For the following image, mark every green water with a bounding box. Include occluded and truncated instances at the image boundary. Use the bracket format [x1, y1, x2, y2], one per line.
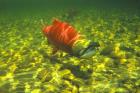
[0, 0, 140, 93]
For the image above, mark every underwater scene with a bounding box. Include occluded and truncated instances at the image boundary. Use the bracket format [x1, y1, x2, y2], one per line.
[0, 0, 140, 93]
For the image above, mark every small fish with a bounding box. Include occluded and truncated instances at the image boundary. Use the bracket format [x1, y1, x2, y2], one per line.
[42, 19, 100, 58]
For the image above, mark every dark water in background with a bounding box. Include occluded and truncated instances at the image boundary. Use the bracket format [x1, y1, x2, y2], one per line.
[0, 0, 140, 16]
